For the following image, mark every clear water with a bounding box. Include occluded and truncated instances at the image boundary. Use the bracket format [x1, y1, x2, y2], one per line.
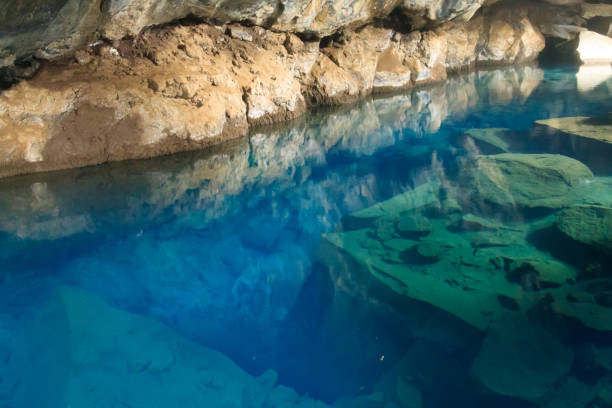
[0, 66, 611, 408]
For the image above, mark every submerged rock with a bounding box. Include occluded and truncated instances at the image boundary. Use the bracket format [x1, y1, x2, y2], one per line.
[504, 256, 577, 289]
[467, 153, 594, 209]
[551, 279, 612, 332]
[324, 194, 575, 330]
[6, 285, 328, 408]
[471, 319, 574, 401]
[556, 205, 612, 253]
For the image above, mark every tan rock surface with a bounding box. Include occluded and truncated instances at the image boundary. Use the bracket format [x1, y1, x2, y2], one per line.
[0, 7, 546, 179]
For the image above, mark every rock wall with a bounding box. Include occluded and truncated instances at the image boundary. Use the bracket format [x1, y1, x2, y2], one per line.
[0, 0, 492, 67]
[0, 3, 545, 178]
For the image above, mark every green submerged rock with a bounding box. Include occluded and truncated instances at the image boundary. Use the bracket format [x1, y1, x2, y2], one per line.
[469, 153, 594, 209]
[552, 280, 612, 332]
[324, 209, 572, 330]
[321, 149, 612, 405]
[556, 205, 612, 254]
[322, 154, 612, 335]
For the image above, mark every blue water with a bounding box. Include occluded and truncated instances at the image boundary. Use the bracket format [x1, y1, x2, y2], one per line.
[1, 66, 612, 407]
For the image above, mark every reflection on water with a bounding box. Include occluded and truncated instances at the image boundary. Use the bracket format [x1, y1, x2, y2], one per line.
[576, 64, 612, 93]
[0, 66, 611, 407]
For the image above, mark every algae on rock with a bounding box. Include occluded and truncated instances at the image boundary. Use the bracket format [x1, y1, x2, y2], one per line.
[464, 153, 594, 209]
[556, 205, 612, 254]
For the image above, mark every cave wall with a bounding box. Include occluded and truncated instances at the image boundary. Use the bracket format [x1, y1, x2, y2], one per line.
[0, 0, 610, 178]
[0, 0, 490, 67]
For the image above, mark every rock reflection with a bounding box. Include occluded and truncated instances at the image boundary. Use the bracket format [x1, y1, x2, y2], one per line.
[0, 66, 544, 242]
[577, 64, 612, 93]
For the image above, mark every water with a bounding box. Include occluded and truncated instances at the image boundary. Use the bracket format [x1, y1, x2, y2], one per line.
[0, 66, 611, 407]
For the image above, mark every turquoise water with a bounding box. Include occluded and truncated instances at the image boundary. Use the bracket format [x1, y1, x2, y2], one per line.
[0, 66, 611, 407]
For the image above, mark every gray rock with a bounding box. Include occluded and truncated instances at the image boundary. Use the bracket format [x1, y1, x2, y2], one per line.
[227, 25, 253, 42]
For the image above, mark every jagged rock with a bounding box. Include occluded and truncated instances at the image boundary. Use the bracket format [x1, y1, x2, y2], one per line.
[0, 0, 500, 69]
[478, 14, 545, 64]
[0, 24, 305, 178]
[556, 205, 612, 253]
[0, 0, 396, 64]
[466, 153, 594, 209]
[374, 45, 413, 90]
[0, 3, 548, 178]
[284, 34, 305, 55]
[0, 0, 556, 70]
[471, 319, 574, 401]
[398, 0, 486, 23]
[440, 18, 483, 71]
[306, 27, 390, 104]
